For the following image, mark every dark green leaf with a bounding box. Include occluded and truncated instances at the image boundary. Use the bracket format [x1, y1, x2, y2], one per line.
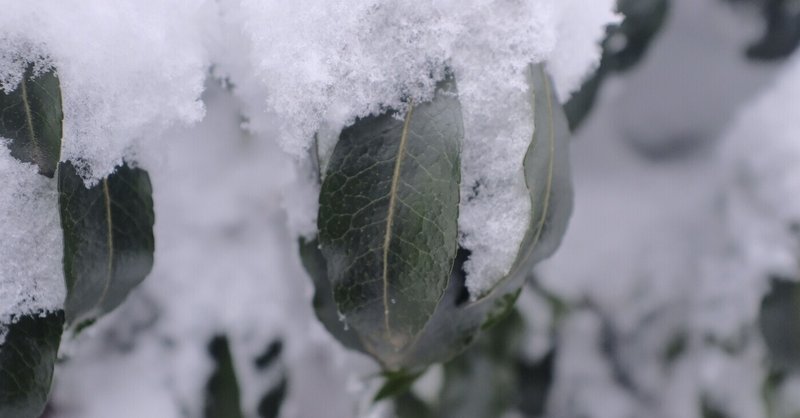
[205, 336, 244, 418]
[317, 76, 463, 361]
[0, 64, 63, 177]
[0, 311, 64, 418]
[58, 161, 155, 325]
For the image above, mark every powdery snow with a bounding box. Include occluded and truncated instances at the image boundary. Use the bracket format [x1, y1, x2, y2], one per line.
[0, 145, 64, 340]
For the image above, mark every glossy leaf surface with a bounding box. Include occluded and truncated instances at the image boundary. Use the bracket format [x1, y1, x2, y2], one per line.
[59, 161, 155, 325]
[317, 77, 463, 359]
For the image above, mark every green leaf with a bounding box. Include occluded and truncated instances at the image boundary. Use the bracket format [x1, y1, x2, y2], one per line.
[58, 161, 155, 325]
[317, 76, 463, 360]
[0, 311, 64, 418]
[0, 64, 63, 177]
[308, 65, 571, 371]
[510, 63, 574, 273]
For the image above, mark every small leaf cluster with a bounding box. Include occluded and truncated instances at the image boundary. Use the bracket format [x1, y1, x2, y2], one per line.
[302, 64, 573, 372]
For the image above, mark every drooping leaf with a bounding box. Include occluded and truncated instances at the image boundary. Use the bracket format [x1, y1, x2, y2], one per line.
[317, 75, 463, 361]
[0, 311, 64, 418]
[0, 64, 63, 177]
[58, 161, 155, 325]
[205, 336, 244, 418]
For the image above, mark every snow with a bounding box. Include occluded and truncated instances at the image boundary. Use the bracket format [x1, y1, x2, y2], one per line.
[0, 144, 65, 342]
[0, 0, 210, 183]
[549, 0, 620, 99]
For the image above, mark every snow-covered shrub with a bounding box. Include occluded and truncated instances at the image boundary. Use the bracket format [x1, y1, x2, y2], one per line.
[23, 1, 800, 418]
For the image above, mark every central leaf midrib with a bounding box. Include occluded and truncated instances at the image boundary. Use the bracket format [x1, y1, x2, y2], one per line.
[19, 76, 41, 165]
[382, 103, 415, 339]
[94, 178, 115, 312]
